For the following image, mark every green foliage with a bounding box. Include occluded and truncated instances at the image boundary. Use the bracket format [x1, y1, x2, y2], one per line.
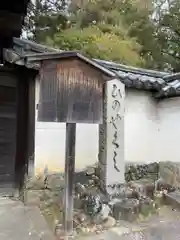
[67, 0, 159, 67]
[46, 26, 144, 66]
[24, 0, 180, 71]
[24, 0, 68, 42]
[155, 0, 180, 72]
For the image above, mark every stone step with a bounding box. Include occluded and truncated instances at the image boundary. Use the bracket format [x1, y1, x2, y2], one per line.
[110, 198, 140, 222]
[129, 178, 155, 198]
[109, 195, 155, 222]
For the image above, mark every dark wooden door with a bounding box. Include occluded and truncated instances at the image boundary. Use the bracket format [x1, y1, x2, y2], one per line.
[0, 84, 17, 196]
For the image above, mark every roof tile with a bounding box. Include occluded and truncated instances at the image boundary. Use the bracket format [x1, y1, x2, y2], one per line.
[12, 37, 180, 98]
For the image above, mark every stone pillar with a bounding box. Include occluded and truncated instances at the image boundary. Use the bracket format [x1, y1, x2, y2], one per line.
[99, 79, 125, 195]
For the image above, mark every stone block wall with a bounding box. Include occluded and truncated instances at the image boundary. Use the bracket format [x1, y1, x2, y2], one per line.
[23, 173, 65, 207]
[159, 162, 180, 188]
[24, 162, 160, 196]
[98, 161, 159, 192]
[125, 161, 180, 189]
[125, 162, 159, 182]
[24, 161, 180, 207]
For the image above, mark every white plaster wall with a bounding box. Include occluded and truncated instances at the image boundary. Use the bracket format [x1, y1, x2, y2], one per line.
[125, 89, 158, 163]
[35, 122, 99, 173]
[157, 97, 180, 162]
[34, 77, 159, 173]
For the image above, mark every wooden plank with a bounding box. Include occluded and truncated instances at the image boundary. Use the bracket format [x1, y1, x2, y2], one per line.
[0, 85, 17, 191]
[0, 10, 22, 33]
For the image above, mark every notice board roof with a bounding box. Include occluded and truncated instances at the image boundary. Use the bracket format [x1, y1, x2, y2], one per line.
[25, 51, 116, 78]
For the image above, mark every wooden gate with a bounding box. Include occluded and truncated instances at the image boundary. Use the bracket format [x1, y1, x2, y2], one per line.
[0, 76, 17, 196]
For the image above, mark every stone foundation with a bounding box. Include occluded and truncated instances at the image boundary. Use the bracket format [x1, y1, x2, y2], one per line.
[159, 162, 180, 188]
[23, 173, 64, 207]
[23, 162, 160, 205]
[23, 160, 180, 237]
[125, 162, 159, 182]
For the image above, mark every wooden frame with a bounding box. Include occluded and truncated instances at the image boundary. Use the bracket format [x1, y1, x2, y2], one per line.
[14, 66, 37, 192]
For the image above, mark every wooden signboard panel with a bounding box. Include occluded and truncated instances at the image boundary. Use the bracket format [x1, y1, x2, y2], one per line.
[38, 59, 103, 124]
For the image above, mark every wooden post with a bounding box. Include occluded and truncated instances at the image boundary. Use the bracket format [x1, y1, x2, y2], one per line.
[63, 123, 76, 238]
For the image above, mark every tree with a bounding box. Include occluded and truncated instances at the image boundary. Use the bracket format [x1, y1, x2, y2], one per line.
[69, 0, 162, 69]
[123, 2, 162, 70]
[46, 25, 144, 66]
[24, 0, 68, 42]
[24, 0, 145, 66]
[25, 0, 165, 68]
[154, 0, 180, 72]
[26, 0, 180, 72]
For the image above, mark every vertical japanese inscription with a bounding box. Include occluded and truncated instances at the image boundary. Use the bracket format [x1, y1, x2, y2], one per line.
[110, 84, 122, 172]
[98, 79, 125, 193]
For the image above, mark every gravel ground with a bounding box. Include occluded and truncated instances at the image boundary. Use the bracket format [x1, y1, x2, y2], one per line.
[76, 205, 180, 240]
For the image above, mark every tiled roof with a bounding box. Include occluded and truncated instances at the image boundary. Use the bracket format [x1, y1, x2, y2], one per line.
[156, 78, 180, 98]
[12, 37, 180, 98]
[13, 37, 58, 54]
[94, 59, 167, 91]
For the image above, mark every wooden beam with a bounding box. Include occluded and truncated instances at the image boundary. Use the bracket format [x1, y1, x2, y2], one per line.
[0, 10, 22, 34]
[0, 0, 30, 14]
